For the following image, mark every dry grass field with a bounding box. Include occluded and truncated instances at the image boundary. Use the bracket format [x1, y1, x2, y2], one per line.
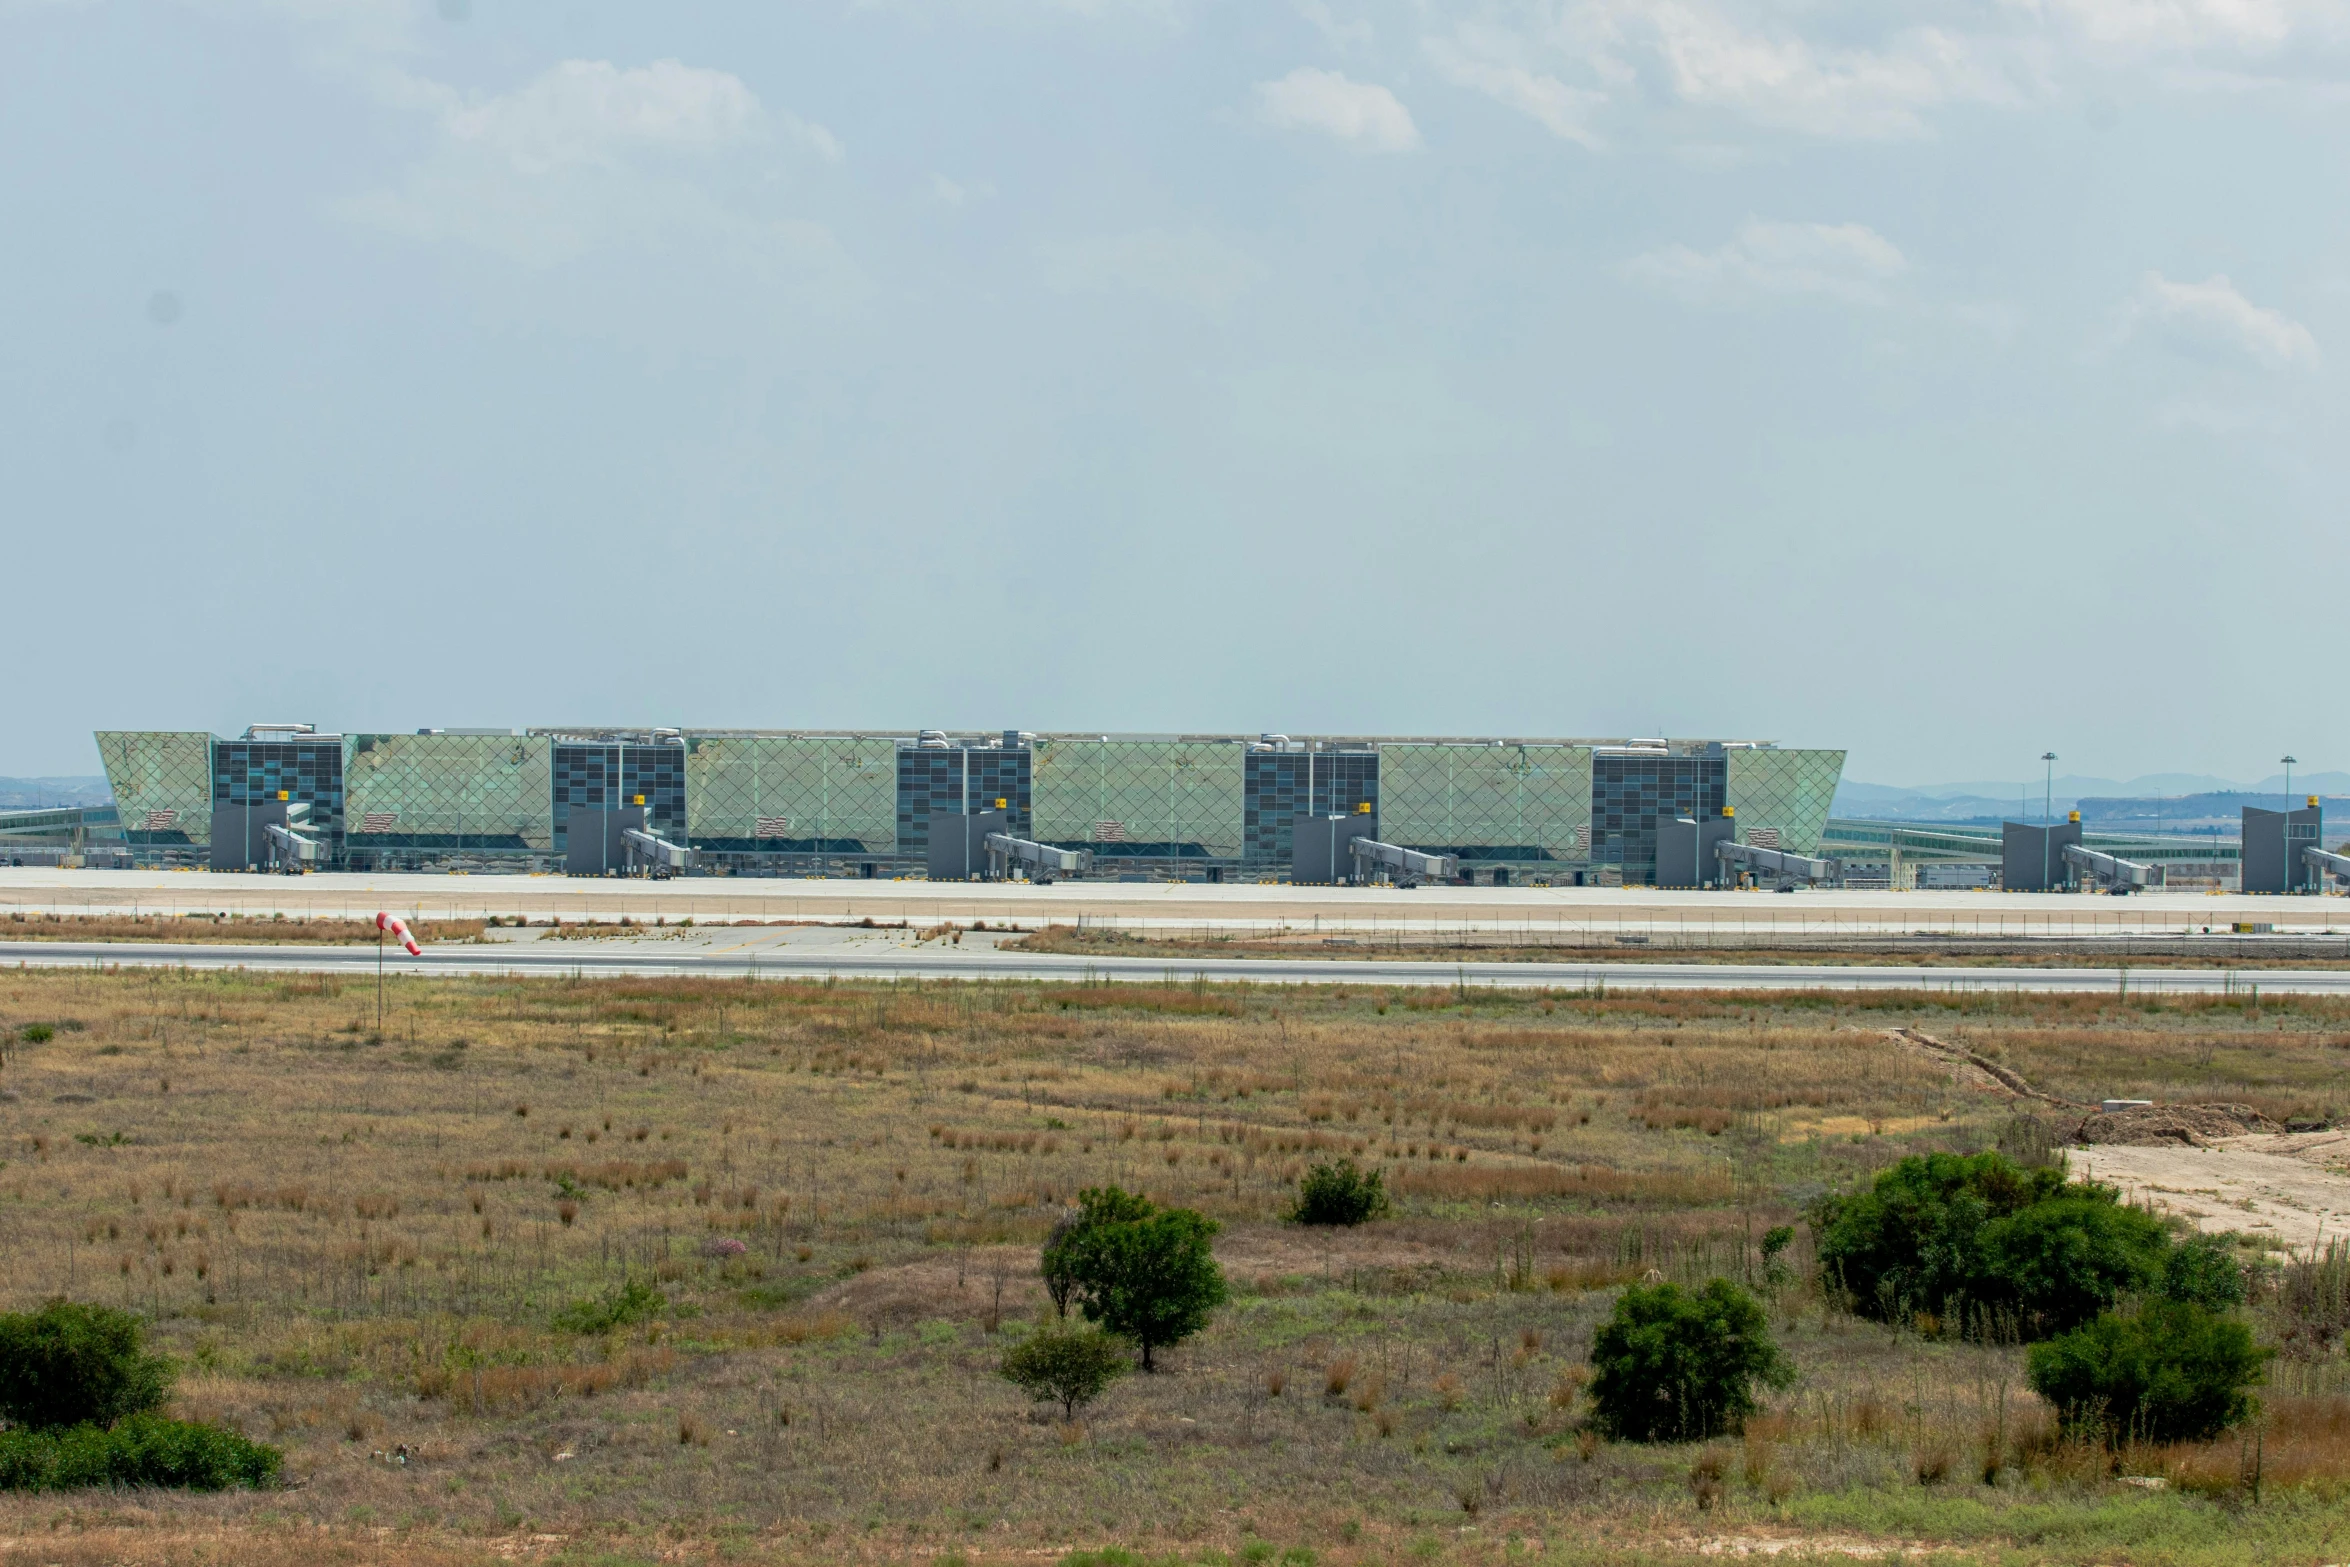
[0, 912, 489, 945]
[3, 967, 2350, 1566]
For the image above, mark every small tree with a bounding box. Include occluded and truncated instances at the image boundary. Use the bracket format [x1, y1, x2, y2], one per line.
[0, 1302, 173, 1432]
[2028, 1300, 2267, 1443]
[1290, 1159, 1391, 1226]
[1587, 1279, 1792, 1443]
[1041, 1189, 1150, 1320]
[1050, 1185, 1228, 1371]
[1000, 1326, 1129, 1420]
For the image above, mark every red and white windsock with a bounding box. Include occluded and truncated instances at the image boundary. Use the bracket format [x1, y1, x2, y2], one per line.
[375, 912, 423, 957]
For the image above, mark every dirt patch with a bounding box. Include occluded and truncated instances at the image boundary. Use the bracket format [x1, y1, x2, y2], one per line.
[2075, 1102, 2283, 1147]
[2072, 1135, 2350, 1250]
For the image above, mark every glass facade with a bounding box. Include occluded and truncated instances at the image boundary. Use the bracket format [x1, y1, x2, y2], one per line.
[1030, 737, 1245, 861]
[344, 733, 553, 857]
[684, 735, 897, 855]
[91, 727, 1844, 881]
[1590, 749, 1728, 879]
[1725, 747, 1846, 856]
[1379, 743, 1591, 864]
[95, 731, 212, 847]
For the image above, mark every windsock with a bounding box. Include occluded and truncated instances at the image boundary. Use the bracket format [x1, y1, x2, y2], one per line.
[375, 911, 423, 957]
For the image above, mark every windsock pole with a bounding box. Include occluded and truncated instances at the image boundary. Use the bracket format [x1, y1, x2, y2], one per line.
[373, 912, 424, 1032]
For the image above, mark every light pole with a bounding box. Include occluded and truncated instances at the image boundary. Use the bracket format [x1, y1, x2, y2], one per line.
[2042, 753, 2057, 823]
[2283, 755, 2297, 803]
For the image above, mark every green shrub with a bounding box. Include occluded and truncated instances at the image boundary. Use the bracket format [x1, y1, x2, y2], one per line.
[2027, 1300, 2268, 1443]
[2162, 1233, 2247, 1312]
[1977, 1194, 2172, 1334]
[1812, 1152, 2168, 1337]
[1000, 1325, 1129, 1419]
[19, 1024, 53, 1044]
[1289, 1159, 1390, 1226]
[0, 1414, 280, 1491]
[1043, 1187, 1152, 1320]
[1587, 1279, 1792, 1443]
[0, 1302, 173, 1431]
[1044, 1186, 1227, 1370]
[550, 1276, 666, 1334]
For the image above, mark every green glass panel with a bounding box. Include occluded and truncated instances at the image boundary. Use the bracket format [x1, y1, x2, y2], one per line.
[95, 731, 212, 846]
[1377, 743, 1591, 861]
[343, 734, 554, 849]
[683, 736, 898, 853]
[1726, 748, 1846, 855]
[1030, 738, 1244, 859]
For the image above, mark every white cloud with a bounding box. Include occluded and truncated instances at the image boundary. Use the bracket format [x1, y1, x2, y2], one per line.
[2028, 0, 2348, 65]
[1423, 29, 1606, 147]
[1642, 5, 2028, 138]
[336, 59, 845, 269]
[438, 59, 768, 172]
[2119, 271, 2319, 368]
[1406, 0, 2350, 150]
[1253, 66, 1422, 150]
[1623, 220, 1909, 305]
[1038, 230, 1265, 312]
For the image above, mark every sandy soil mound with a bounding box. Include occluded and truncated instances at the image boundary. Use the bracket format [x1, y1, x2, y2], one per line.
[2075, 1103, 2282, 1147]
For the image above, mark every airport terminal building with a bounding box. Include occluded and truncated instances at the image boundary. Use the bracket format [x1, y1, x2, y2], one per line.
[91, 727, 1848, 885]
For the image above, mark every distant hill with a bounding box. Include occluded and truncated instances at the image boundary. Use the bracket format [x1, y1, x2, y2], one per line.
[1836, 771, 2350, 826]
[0, 776, 113, 810]
[2076, 792, 2350, 834]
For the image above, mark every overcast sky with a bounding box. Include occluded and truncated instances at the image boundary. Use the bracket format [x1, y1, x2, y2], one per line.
[3, 0, 2340, 786]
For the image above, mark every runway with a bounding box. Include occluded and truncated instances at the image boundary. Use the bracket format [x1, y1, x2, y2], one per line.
[4, 938, 2340, 995]
[5, 866, 2348, 941]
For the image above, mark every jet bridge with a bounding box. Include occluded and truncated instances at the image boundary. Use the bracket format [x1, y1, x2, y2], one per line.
[1714, 839, 1833, 889]
[621, 825, 697, 879]
[984, 833, 1092, 883]
[2306, 845, 2350, 888]
[1349, 836, 1459, 888]
[567, 805, 694, 877]
[261, 810, 318, 874]
[2061, 842, 2156, 893]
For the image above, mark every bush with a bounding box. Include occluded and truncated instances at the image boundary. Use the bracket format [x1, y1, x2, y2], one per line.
[550, 1277, 666, 1334]
[1812, 1152, 2168, 1337]
[0, 1302, 173, 1432]
[2162, 1233, 2247, 1312]
[0, 1414, 280, 1492]
[1587, 1279, 1792, 1443]
[1044, 1185, 1227, 1370]
[2027, 1300, 2268, 1443]
[1290, 1159, 1390, 1226]
[1000, 1326, 1129, 1419]
[1977, 1194, 2172, 1335]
